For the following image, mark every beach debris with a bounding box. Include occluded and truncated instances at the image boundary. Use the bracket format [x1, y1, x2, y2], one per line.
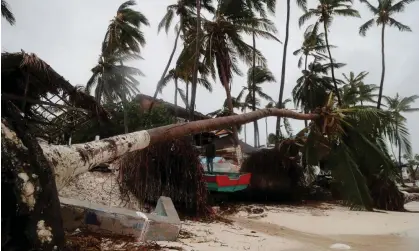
[330, 243, 351, 250]
[60, 196, 181, 242]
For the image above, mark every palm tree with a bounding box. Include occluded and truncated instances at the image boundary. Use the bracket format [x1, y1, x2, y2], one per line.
[384, 93, 419, 183]
[266, 99, 293, 139]
[293, 23, 331, 70]
[1, 0, 15, 25]
[403, 153, 419, 185]
[276, 0, 307, 138]
[100, 0, 149, 133]
[192, 6, 279, 164]
[237, 66, 275, 147]
[340, 71, 378, 106]
[299, 0, 360, 106]
[155, 0, 215, 112]
[85, 52, 143, 133]
[359, 0, 415, 109]
[101, 0, 149, 57]
[158, 65, 213, 116]
[293, 60, 345, 113]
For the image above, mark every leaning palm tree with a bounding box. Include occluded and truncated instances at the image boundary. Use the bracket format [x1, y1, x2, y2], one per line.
[359, 0, 415, 109]
[101, 0, 149, 57]
[299, 0, 360, 105]
[100, 0, 149, 133]
[190, 7, 279, 164]
[1, 0, 15, 25]
[276, 0, 307, 139]
[384, 93, 419, 183]
[237, 66, 276, 147]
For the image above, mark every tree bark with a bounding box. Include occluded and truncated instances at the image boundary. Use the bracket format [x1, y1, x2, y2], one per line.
[174, 77, 178, 120]
[42, 108, 319, 190]
[149, 25, 182, 112]
[252, 32, 260, 148]
[396, 121, 405, 186]
[189, 0, 202, 121]
[377, 24, 386, 109]
[323, 21, 342, 106]
[2, 117, 64, 250]
[265, 117, 268, 146]
[276, 0, 290, 139]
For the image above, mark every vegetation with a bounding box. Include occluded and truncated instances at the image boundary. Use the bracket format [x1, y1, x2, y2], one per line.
[359, 0, 416, 109]
[1, 0, 15, 25]
[2, 1, 419, 248]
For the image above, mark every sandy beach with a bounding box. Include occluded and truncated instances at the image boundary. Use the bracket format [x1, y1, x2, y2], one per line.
[61, 171, 419, 250]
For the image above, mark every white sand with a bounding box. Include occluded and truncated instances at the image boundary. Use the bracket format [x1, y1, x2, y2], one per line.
[161, 220, 303, 251]
[233, 202, 419, 236]
[61, 172, 419, 250]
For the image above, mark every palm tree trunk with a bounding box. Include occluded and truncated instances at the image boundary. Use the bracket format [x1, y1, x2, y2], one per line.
[37, 108, 319, 190]
[396, 121, 405, 186]
[252, 31, 259, 148]
[276, 0, 290, 139]
[219, 66, 243, 164]
[149, 25, 182, 112]
[174, 77, 178, 120]
[323, 21, 342, 106]
[244, 107, 247, 143]
[265, 117, 268, 146]
[377, 24, 386, 109]
[189, 0, 202, 121]
[123, 101, 129, 133]
[186, 81, 190, 110]
[304, 54, 308, 127]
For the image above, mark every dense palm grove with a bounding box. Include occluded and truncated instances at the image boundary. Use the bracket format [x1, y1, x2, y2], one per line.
[3, 0, 419, 209]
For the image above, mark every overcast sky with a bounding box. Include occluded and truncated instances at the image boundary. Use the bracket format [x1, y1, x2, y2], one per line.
[2, 0, 419, 154]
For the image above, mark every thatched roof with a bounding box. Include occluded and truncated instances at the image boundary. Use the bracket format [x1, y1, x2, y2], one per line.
[1, 51, 109, 143]
[134, 94, 209, 121]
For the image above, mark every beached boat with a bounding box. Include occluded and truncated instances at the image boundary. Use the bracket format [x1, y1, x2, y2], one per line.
[203, 172, 252, 192]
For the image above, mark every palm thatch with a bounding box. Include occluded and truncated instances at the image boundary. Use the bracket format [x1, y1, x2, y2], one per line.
[118, 138, 210, 217]
[1, 51, 109, 143]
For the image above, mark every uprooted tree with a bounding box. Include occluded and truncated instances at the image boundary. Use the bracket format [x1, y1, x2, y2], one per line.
[1, 106, 317, 250]
[2, 93, 415, 250]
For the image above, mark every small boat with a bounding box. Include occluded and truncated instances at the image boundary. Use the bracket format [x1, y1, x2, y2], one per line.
[203, 172, 252, 192]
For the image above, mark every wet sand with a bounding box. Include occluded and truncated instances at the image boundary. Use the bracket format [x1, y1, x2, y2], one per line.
[233, 216, 418, 251]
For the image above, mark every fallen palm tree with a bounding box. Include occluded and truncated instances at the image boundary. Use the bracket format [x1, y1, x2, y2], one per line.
[2, 103, 318, 250]
[2, 92, 412, 250]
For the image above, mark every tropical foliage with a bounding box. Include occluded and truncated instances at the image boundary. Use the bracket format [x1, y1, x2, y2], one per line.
[5, 0, 419, 213]
[1, 0, 15, 25]
[359, 0, 416, 109]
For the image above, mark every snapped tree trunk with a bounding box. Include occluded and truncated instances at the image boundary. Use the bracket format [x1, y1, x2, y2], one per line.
[276, 0, 290, 139]
[149, 25, 182, 112]
[2, 117, 64, 250]
[377, 24, 386, 109]
[41, 108, 319, 190]
[323, 21, 342, 106]
[189, 0, 202, 121]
